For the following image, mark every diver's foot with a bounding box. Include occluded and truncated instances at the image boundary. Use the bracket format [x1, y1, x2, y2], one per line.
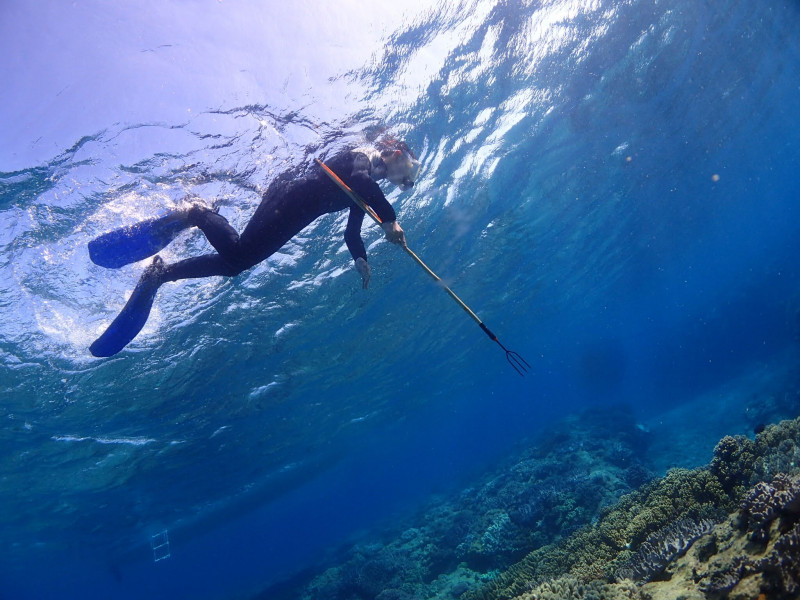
[139, 255, 166, 289]
[183, 201, 218, 227]
[165, 197, 217, 227]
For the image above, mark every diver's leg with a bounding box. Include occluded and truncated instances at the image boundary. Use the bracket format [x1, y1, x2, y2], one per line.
[187, 206, 241, 256]
[184, 205, 287, 274]
[184, 182, 320, 276]
[238, 188, 318, 264]
[160, 253, 245, 282]
[89, 252, 247, 357]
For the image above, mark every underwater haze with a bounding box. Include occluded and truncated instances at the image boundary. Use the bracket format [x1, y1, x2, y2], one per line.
[2, 1, 800, 598]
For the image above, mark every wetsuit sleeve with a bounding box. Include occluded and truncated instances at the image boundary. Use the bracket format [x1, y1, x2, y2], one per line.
[344, 207, 367, 262]
[348, 154, 398, 224]
[341, 152, 398, 262]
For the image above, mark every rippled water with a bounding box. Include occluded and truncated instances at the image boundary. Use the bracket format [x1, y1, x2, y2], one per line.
[2, 1, 800, 598]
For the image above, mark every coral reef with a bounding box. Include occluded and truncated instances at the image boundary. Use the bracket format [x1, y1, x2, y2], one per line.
[464, 417, 800, 600]
[462, 468, 732, 600]
[739, 472, 800, 543]
[454, 405, 652, 570]
[298, 405, 651, 600]
[691, 473, 800, 597]
[711, 417, 800, 491]
[626, 474, 800, 600]
[615, 517, 716, 582]
[257, 409, 800, 600]
[514, 576, 646, 600]
[708, 435, 756, 494]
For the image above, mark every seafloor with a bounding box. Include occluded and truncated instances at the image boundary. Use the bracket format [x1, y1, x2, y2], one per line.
[254, 350, 800, 600]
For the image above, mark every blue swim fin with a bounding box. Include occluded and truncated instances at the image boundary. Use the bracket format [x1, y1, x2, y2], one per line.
[90, 258, 164, 357]
[89, 212, 188, 269]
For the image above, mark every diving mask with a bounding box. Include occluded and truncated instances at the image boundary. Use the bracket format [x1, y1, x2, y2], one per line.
[399, 155, 422, 191]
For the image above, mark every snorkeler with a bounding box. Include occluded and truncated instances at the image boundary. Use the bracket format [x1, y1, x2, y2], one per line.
[88, 140, 422, 357]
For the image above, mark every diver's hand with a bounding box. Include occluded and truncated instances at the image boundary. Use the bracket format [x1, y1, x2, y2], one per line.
[381, 221, 406, 247]
[355, 257, 371, 289]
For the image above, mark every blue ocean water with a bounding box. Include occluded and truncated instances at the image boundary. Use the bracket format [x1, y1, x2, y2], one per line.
[1, 1, 799, 598]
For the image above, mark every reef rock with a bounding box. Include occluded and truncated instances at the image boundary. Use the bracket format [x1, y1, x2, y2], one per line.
[738, 472, 800, 543]
[676, 474, 800, 598]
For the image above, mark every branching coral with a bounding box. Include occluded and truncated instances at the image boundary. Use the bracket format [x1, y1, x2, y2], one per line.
[752, 419, 800, 480]
[515, 576, 645, 600]
[709, 435, 756, 494]
[721, 417, 800, 485]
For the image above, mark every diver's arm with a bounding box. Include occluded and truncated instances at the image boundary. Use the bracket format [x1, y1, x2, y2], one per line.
[344, 207, 371, 288]
[348, 156, 406, 246]
[349, 155, 398, 224]
[344, 207, 367, 260]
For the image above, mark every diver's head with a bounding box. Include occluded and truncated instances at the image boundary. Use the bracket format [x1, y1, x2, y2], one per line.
[379, 140, 421, 191]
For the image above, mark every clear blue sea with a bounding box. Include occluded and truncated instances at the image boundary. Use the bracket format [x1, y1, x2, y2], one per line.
[1, 1, 799, 598]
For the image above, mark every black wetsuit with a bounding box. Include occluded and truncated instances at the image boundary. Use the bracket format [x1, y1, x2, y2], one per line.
[161, 150, 397, 283]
